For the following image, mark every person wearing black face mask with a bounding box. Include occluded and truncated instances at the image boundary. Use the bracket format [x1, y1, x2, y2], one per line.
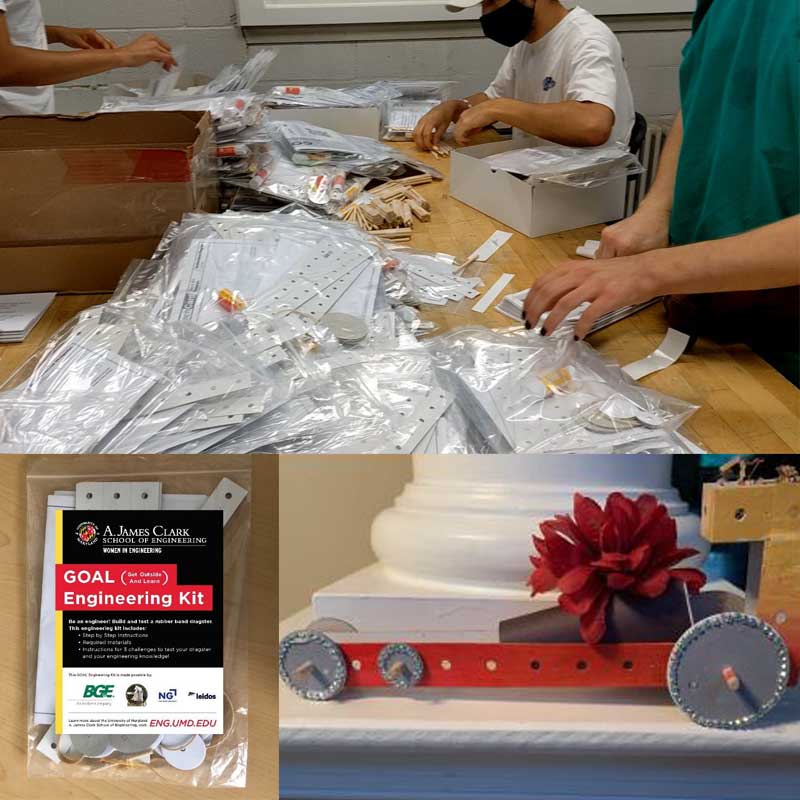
[413, 0, 634, 153]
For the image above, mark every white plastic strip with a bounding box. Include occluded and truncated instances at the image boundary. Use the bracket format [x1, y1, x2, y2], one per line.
[472, 273, 514, 314]
[622, 328, 691, 381]
[469, 230, 513, 262]
[201, 478, 248, 526]
[159, 374, 253, 411]
[75, 482, 162, 510]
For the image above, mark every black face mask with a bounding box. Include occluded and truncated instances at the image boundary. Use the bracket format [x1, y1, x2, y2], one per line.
[481, 0, 535, 48]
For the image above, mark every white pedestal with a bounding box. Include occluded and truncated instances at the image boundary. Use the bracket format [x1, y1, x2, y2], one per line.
[313, 455, 708, 635]
[280, 609, 800, 800]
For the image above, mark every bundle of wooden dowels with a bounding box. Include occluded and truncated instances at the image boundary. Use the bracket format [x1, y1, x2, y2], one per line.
[338, 174, 434, 241]
[431, 143, 452, 159]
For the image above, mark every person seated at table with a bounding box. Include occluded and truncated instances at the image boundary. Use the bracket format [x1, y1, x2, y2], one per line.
[521, 0, 800, 386]
[0, 0, 176, 115]
[414, 0, 634, 151]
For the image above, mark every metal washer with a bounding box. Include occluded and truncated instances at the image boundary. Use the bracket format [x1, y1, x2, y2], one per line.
[667, 612, 790, 729]
[279, 630, 348, 701]
[377, 643, 425, 689]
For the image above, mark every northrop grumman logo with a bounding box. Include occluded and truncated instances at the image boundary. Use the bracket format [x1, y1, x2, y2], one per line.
[76, 521, 99, 546]
[188, 691, 217, 700]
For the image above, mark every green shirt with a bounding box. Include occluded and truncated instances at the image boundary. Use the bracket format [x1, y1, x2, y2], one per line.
[670, 0, 800, 246]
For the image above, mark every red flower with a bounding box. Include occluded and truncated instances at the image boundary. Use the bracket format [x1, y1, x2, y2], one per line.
[528, 492, 706, 644]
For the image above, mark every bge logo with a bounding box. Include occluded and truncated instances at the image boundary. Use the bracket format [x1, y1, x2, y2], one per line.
[84, 684, 114, 698]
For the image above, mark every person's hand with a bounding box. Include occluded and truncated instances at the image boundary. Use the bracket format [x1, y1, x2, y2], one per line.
[521, 254, 662, 340]
[116, 33, 177, 70]
[597, 203, 671, 259]
[47, 26, 116, 49]
[453, 102, 498, 146]
[413, 101, 460, 151]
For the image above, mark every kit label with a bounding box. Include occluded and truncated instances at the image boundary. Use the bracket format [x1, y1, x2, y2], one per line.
[54, 510, 224, 735]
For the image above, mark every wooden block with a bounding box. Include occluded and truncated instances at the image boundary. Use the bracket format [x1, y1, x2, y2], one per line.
[408, 200, 431, 222]
[701, 481, 800, 543]
[405, 186, 431, 210]
[396, 174, 433, 186]
[756, 531, 800, 682]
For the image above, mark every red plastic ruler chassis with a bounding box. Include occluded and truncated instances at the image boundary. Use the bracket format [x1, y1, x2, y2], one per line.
[280, 614, 797, 730]
[341, 642, 671, 689]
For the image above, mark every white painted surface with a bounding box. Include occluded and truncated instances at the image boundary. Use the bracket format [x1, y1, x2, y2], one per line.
[237, 0, 694, 27]
[280, 607, 800, 800]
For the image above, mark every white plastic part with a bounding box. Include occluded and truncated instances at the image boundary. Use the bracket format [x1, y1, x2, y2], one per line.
[75, 482, 162, 510]
[201, 478, 248, 526]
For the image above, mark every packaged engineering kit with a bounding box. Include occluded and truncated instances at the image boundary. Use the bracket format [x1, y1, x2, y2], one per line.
[26, 456, 251, 787]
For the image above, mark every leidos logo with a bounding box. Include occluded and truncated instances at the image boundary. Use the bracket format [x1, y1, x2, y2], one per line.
[188, 691, 217, 700]
[76, 521, 99, 546]
[83, 684, 114, 698]
[158, 688, 178, 701]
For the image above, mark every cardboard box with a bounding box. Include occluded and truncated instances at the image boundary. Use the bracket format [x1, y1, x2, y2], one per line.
[449, 140, 627, 238]
[269, 106, 382, 139]
[0, 111, 218, 294]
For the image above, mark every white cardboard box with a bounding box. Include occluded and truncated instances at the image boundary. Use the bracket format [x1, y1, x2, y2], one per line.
[268, 106, 381, 139]
[450, 140, 627, 238]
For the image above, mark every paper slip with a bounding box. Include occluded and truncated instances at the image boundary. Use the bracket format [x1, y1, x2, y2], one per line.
[0, 292, 56, 342]
[622, 328, 691, 381]
[469, 230, 513, 262]
[473, 274, 514, 314]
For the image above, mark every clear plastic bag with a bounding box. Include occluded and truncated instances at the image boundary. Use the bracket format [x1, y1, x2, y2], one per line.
[382, 248, 484, 307]
[482, 142, 644, 188]
[268, 120, 443, 179]
[428, 326, 698, 454]
[26, 455, 252, 787]
[205, 48, 278, 93]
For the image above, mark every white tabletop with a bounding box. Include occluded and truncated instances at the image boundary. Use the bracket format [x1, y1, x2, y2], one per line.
[280, 608, 800, 800]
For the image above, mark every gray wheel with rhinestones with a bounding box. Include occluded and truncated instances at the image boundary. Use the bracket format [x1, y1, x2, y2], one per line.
[279, 630, 348, 701]
[377, 643, 425, 689]
[668, 612, 790, 729]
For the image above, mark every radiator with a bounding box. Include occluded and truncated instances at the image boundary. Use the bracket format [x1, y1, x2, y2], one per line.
[625, 118, 673, 217]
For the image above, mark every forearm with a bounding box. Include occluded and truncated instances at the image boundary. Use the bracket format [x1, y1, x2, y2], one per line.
[44, 25, 65, 45]
[647, 216, 800, 295]
[639, 111, 683, 214]
[0, 45, 122, 86]
[486, 98, 610, 147]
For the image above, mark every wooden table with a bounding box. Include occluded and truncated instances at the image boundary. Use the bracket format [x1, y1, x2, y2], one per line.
[0, 455, 278, 799]
[1, 145, 797, 453]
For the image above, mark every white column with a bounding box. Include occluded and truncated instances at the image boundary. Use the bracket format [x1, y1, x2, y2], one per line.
[373, 455, 705, 594]
[312, 455, 706, 636]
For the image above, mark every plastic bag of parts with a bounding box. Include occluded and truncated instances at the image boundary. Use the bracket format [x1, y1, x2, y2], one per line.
[382, 248, 485, 308]
[265, 84, 381, 108]
[208, 345, 465, 454]
[428, 326, 699, 454]
[236, 154, 368, 212]
[373, 80, 456, 141]
[26, 455, 251, 787]
[268, 120, 443, 180]
[0, 304, 297, 454]
[144, 212, 387, 330]
[482, 143, 644, 189]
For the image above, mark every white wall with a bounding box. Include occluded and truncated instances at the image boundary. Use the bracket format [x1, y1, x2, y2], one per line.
[41, 1, 690, 119]
[279, 456, 412, 620]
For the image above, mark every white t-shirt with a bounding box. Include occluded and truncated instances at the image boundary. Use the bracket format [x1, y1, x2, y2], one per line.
[485, 6, 635, 147]
[0, 0, 55, 115]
